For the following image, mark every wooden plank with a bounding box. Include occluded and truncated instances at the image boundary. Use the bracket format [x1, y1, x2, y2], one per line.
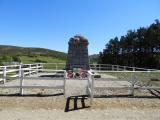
[88, 71, 94, 75]
[94, 70, 160, 73]
[41, 69, 65, 72]
[30, 67, 37, 69]
[0, 71, 3, 74]
[10, 74, 19, 77]
[22, 85, 64, 89]
[0, 85, 64, 89]
[0, 86, 20, 88]
[134, 86, 160, 90]
[94, 78, 128, 81]
[66, 78, 88, 80]
[3, 77, 20, 80]
[30, 70, 36, 73]
[37, 66, 42, 68]
[23, 77, 65, 80]
[22, 68, 30, 70]
[4, 76, 65, 80]
[94, 86, 160, 90]
[0, 78, 3, 81]
[6, 65, 20, 67]
[6, 69, 19, 73]
[23, 72, 30, 75]
[94, 86, 132, 89]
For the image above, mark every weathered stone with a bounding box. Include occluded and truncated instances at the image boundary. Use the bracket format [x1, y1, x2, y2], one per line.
[66, 35, 90, 70]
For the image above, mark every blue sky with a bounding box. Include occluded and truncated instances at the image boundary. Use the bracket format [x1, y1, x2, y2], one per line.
[0, 0, 159, 54]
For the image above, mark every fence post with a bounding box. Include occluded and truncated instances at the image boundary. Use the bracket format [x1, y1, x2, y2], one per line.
[40, 63, 43, 72]
[56, 63, 58, 70]
[20, 69, 24, 95]
[95, 64, 97, 70]
[3, 66, 7, 84]
[90, 74, 94, 105]
[36, 64, 39, 74]
[63, 71, 66, 97]
[99, 64, 101, 72]
[117, 65, 119, 71]
[29, 64, 31, 77]
[130, 72, 135, 96]
[123, 66, 126, 71]
[112, 65, 114, 71]
[19, 65, 22, 77]
[133, 67, 135, 71]
[147, 69, 151, 83]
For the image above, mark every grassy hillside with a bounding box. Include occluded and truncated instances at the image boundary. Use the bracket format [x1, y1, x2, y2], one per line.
[0, 45, 66, 64]
[0, 45, 99, 65]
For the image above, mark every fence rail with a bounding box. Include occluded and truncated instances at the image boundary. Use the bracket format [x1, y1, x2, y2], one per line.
[0, 69, 66, 95]
[0, 63, 159, 104]
[90, 64, 158, 71]
[0, 63, 43, 83]
[86, 70, 160, 104]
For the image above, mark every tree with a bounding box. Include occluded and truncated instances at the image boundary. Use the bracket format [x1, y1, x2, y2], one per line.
[12, 56, 21, 62]
[99, 20, 160, 69]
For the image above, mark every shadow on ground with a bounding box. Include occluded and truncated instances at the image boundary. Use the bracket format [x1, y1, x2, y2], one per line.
[64, 95, 90, 112]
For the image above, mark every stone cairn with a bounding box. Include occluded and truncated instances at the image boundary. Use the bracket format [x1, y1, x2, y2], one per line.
[66, 35, 90, 71]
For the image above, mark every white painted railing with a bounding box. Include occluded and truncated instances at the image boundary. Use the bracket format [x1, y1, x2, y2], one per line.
[89, 64, 158, 71]
[0, 63, 43, 83]
[0, 69, 66, 96]
[0, 63, 159, 101]
[89, 71, 160, 98]
[87, 71, 94, 104]
[25, 63, 158, 71]
[5, 63, 156, 72]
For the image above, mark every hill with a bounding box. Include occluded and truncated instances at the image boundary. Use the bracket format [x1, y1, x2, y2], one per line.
[0, 45, 67, 64]
[89, 54, 99, 64]
[0, 45, 99, 64]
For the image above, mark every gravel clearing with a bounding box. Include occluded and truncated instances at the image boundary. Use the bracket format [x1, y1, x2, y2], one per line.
[0, 73, 159, 119]
[0, 97, 159, 120]
[0, 108, 160, 120]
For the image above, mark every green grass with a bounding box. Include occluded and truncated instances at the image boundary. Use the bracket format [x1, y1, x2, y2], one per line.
[6, 71, 18, 77]
[20, 55, 65, 64]
[43, 63, 65, 70]
[19, 55, 66, 69]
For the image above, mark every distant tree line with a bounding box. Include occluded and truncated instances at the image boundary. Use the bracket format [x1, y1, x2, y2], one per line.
[99, 20, 160, 69]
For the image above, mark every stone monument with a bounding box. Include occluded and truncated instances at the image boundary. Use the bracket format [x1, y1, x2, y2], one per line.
[66, 35, 90, 70]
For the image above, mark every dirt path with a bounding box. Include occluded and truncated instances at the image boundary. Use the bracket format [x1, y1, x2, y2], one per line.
[0, 108, 159, 120]
[0, 97, 159, 120]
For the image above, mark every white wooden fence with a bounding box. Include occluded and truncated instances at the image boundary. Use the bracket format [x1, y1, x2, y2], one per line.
[0, 63, 159, 103]
[0, 68, 66, 95]
[89, 64, 158, 71]
[0, 63, 43, 83]
[87, 71, 94, 104]
[23, 63, 158, 71]
[87, 70, 160, 102]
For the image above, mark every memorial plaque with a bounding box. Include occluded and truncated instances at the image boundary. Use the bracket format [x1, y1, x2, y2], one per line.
[66, 35, 90, 70]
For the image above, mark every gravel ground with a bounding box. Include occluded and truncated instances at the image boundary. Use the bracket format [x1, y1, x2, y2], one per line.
[0, 108, 159, 120]
[0, 97, 159, 120]
[0, 73, 159, 119]
[0, 72, 133, 96]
